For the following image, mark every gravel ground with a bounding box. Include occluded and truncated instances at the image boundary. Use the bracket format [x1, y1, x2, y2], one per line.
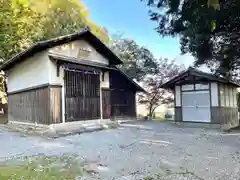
[1, 121, 240, 180]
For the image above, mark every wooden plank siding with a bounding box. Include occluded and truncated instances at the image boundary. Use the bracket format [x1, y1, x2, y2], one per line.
[211, 107, 239, 125]
[102, 89, 111, 119]
[175, 107, 182, 122]
[64, 70, 100, 122]
[49, 86, 62, 124]
[8, 85, 62, 125]
[8, 87, 50, 124]
[111, 90, 136, 119]
[109, 70, 137, 120]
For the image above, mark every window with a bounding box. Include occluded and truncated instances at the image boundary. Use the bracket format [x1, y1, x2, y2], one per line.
[181, 84, 194, 91]
[195, 83, 209, 90]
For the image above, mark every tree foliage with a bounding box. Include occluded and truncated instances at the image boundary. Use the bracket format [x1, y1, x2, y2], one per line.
[0, 71, 7, 104]
[138, 59, 185, 117]
[111, 35, 184, 116]
[144, 0, 240, 79]
[111, 36, 159, 81]
[0, 0, 109, 60]
[0, 0, 109, 102]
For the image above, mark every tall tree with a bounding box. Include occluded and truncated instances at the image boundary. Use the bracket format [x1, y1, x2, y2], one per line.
[111, 35, 184, 116]
[0, 0, 110, 102]
[111, 36, 159, 81]
[0, 0, 15, 60]
[138, 58, 185, 117]
[143, 0, 240, 79]
[0, 0, 109, 60]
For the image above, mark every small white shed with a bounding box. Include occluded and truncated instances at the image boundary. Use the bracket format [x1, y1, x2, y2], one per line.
[161, 68, 239, 127]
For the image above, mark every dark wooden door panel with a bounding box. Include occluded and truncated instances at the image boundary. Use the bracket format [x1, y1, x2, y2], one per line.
[102, 89, 111, 119]
[64, 70, 100, 122]
[111, 90, 136, 118]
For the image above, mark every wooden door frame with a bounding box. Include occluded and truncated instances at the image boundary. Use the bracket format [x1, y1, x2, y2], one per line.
[63, 69, 102, 122]
[61, 67, 65, 123]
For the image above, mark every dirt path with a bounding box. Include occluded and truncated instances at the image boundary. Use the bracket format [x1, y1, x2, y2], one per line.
[1, 122, 240, 179]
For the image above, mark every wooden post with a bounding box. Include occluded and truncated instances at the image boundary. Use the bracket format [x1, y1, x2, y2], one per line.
[61, 67, 65, 123]
[100, 72, 103, 120]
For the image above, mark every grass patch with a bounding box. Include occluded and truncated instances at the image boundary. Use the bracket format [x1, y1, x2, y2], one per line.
[105, 122, 119, 129]
[0, 155, 84, 180]
[3, 124, 47, 138]
[152, 118, 165, 121]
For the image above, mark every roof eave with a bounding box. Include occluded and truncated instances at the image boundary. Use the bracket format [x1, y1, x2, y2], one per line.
[160, 68, 240, 88]
[85, 31, 123, 65]
[160, 83, 175, 90]
[0, 29, 123, 71]
[49, 53, 116, 70]
[113, 68, 146, 93]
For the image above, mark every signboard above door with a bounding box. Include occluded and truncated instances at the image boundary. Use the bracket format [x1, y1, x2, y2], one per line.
[77, 47, 92, 58]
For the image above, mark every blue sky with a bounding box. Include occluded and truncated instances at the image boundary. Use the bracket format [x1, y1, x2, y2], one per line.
[83, 0, 195, 67]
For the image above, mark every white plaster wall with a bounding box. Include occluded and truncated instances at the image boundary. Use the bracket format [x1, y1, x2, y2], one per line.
[101, 71, 109, 88]
[8, 52, 50, 93]
[48, 61, 109, 89]
[175, 86, 181, 106]
[49, 59, 64, 85]
[210, 82, 219, 106]
[48, 40, 109, 65]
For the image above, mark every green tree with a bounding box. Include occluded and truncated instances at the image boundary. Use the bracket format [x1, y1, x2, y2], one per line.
[111, 35, 184, 117]
[0, 0, 15, 60]
[143, 0, 240, 79]
[0, 0, 110, 102]
[111, 36, 159, 81]
[0, 0, 109, 60]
